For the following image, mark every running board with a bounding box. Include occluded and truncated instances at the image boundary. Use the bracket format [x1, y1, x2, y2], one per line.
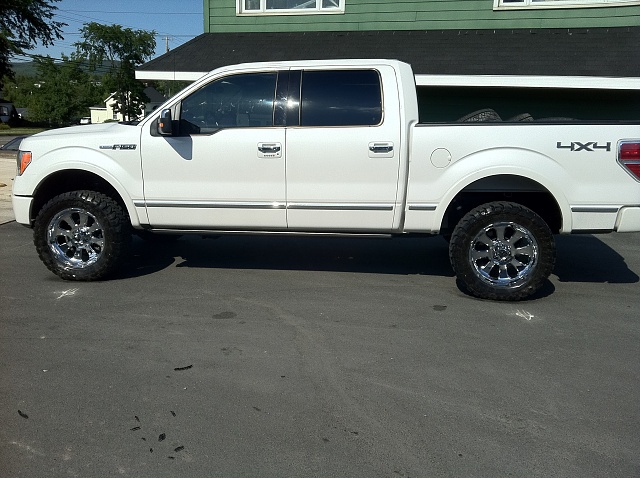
[144, 228, 396, 239]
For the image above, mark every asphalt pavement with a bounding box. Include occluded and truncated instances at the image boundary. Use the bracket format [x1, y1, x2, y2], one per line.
[2, 216, 640, 476]
[1, 136, 639, 477]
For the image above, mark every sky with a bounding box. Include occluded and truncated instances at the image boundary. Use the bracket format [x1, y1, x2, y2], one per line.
[15, 0, 204, 64]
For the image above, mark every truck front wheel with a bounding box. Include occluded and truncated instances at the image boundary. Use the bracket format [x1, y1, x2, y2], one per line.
[33, 191, 131, 280]
[449, 202, 555, 300]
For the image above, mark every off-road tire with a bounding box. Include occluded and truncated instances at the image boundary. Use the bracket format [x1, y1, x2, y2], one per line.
[449, 201, 555, 301]
[33, 190, 132, 280]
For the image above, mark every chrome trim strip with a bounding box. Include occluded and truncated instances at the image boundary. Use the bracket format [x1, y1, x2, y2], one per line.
[287, 203, 393, 211]
[571, 206, 620, 214]
[140, 201, 393, 211]
[408, 204, 438, 211]
[144, 200, 286, 209]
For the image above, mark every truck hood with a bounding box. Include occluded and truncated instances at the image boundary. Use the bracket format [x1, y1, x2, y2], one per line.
[21, 122, 141, 156]
[30, 122, 138, 139]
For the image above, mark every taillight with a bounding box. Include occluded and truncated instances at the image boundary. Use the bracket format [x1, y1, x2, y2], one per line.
[619, 142, 640, 181]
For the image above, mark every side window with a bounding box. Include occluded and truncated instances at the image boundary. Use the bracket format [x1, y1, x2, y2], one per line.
[180, 72, 277, 134]
[299, 70, 382, 127]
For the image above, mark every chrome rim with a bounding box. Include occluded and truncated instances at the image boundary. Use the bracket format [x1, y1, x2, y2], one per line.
[47, 208, 105, 269]
[468, 221, 538, 288]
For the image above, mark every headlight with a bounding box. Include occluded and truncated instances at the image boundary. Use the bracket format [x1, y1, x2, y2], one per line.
[17, 151, 32, 176]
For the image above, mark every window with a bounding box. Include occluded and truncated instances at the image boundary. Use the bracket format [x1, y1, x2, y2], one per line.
[299, 70, 382, 127]
[239, 0, 344, 15]
[179, 73, 277, 134]
[496, 0, 640, 9]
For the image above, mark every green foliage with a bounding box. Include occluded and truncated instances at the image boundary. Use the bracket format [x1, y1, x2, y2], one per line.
[74, 23, 156, 121]
[154, 80, 193, 98]
[2, 55, 106, 127]
[0, 0, 65, 89]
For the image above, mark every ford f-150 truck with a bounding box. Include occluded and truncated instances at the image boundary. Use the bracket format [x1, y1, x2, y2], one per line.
[11, 59, 640, 300]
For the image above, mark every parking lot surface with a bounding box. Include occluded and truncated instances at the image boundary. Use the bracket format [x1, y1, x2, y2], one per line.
[1, 222, 639, 477]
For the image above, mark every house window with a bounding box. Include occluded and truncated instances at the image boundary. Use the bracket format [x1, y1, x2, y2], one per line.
[495, 0, 640, 9]
[239, 0, 344, 15]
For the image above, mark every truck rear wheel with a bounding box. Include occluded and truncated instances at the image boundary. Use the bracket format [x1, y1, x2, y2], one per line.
[449, 202, 555, 300]
[33, 190, 131, 280]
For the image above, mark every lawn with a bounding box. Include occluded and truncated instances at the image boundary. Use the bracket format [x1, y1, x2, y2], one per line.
[0, 126, 47, 136]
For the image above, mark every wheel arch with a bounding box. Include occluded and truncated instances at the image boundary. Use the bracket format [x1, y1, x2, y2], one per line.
[30, 169, 141, 227]
[440, 174, 565, 236]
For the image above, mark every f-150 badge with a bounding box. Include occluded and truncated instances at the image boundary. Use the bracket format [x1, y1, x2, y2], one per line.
[99, 144, 137, 150]
[557, 142, 611, 152]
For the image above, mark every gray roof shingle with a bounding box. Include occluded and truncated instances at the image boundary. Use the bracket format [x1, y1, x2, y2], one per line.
[138, 27, 640, 77]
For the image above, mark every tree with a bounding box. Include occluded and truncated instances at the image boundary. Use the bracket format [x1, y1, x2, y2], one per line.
[74, 23, 156, 121]
[2, 55, 105, 126]
[0, 0, 65, 89]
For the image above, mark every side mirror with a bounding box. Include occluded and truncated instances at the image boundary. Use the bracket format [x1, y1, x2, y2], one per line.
[158, 109, 173, 136]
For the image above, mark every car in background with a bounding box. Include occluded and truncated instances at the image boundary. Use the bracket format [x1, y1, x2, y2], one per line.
[0, 136, 26, 151]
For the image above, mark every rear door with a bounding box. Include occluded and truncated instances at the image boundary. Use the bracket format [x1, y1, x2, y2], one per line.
[284, 66, 402, 231]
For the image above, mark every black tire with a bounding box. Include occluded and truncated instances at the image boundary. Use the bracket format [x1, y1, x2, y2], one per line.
[33, 190, 132, 280]
[449, 202, 555, 301]
[457, 109, 502, 123]
[506, 113, 534, 122]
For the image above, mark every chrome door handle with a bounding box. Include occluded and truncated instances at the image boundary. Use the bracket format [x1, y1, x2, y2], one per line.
[257, 142, 282, 158]
[258, 143, 281, 153]
[369, 143, 393, 153]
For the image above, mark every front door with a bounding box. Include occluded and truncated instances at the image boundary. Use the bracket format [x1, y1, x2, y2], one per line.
[140, 72, 287, 230]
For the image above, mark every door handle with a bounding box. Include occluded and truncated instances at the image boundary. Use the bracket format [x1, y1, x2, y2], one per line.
[369, 142, 393, 153]
[257, 142, 282, 158]
[368, 142, 394, 158]
[258, 143, 281, 153]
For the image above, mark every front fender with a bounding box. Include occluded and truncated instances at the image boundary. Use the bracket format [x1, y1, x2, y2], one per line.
[15, 146, 145, 227]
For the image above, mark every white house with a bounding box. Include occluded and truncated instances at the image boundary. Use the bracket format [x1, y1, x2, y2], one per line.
[89, 87, 165, 124]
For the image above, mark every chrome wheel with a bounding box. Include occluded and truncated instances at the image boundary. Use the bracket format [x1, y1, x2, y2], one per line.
[449, 202, 555, 300]
[47, 207, 105, 269]
[469, 221, 538, 287]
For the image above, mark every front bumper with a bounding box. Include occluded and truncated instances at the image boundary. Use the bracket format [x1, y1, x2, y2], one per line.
[12, 195, 33, 226]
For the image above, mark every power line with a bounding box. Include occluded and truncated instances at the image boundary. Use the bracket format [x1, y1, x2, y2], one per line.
[62, 10, 201, 15]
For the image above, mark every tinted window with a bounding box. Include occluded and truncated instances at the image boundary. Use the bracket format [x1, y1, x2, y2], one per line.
[300, 70, 382, 127]
[180, 73, 277, 134]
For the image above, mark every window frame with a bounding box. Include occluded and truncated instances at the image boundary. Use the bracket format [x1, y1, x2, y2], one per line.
[237, 0, 345, 16]
[494, 0, 640, 9]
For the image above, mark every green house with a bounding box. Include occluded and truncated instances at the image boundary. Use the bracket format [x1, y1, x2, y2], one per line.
[137, 0, 640, 80]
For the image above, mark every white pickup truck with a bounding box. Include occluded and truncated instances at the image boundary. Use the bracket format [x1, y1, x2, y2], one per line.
[11, 59, 640, 300]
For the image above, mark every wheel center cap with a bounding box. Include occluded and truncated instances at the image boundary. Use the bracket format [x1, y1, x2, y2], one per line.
[72, 229, 90, 244]
[493, 242, 512, 263]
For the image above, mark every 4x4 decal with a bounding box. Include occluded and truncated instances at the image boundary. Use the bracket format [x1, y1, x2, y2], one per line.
[557, 142, 611, 152]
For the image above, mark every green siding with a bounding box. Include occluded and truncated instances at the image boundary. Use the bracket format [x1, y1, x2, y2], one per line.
[205, 0, 640, 32]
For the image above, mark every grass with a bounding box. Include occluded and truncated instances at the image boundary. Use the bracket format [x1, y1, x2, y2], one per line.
[0, 127, 47, 135]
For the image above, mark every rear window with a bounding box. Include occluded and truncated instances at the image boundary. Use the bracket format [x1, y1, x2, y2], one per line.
[300, 70, 382, 127]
